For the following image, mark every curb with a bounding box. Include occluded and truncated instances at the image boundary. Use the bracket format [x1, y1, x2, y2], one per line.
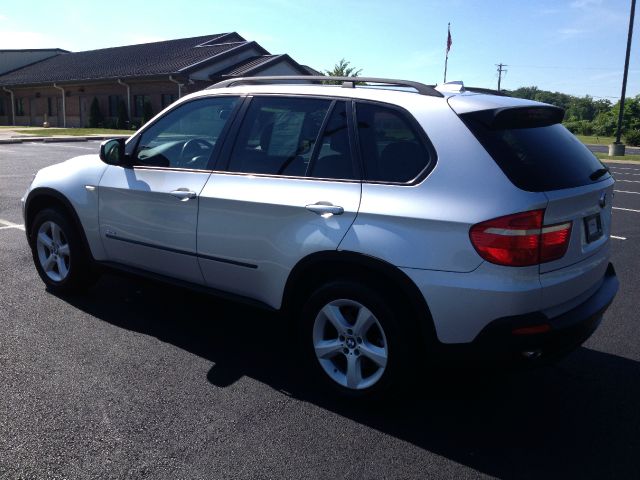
[0, 135, 129, 145]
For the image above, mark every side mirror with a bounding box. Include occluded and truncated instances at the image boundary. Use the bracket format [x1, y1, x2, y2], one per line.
[99, 138, 129, 166]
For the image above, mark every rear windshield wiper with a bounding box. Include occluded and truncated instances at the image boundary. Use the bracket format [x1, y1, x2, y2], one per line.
[590, 167, 609, 181]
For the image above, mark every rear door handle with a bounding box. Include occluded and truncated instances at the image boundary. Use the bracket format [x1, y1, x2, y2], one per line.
[170, 188, 197, 201]
[305, 202, 344, 216]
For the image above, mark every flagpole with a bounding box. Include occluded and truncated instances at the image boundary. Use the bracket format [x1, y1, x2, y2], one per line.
[444, 22, 450, 83]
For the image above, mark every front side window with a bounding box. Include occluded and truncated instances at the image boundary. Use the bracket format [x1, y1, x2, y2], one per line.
[356, 102, 431, 183]
[134, 96, 239, 170]
[227, 96, 331, 176]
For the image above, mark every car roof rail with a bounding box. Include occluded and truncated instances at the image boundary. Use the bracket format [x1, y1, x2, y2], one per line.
[207, 76, 444, 98]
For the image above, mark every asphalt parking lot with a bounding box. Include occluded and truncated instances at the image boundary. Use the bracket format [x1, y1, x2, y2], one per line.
[1, 141, 639, 479]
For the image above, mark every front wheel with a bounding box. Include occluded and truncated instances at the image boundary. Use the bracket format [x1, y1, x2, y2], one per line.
[301, 281, 412, 397]
[30, 208, 96, 293]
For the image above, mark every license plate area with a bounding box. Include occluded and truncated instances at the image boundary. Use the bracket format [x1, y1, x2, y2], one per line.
[584, 213, 603, 243]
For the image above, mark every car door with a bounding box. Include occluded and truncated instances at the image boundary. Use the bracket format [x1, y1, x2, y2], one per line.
[98, 95, 241, 283]
[197, 96, 362, 307]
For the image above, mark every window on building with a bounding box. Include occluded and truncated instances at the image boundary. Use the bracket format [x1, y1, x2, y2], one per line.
[134, 95, 151, 117]
[227, 96, 331, 176]
[356, 102, 431, 183]
[108, 95, 122, 117]
[15, 98, 25, 116]
[47, 97, 56, 117]
[0, 98, 4, 116]
[134, 96, 239, 170]
[161, 94, 177, 109]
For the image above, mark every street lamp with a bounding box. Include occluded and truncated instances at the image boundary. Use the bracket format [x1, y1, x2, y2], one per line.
[610, 0, 636, 157]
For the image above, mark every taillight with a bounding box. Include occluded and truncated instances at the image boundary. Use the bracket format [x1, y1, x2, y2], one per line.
[469, 209, 572, 267]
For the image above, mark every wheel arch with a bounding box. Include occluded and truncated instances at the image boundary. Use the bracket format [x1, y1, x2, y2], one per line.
[25, 187, 94, 261]
[282, 250, 438, 347]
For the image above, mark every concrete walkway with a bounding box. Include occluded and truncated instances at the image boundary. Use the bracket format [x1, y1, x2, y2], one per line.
[0, 127, 130, 144]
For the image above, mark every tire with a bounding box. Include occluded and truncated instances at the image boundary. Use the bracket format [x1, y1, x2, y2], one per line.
[30, 208, 97, 294]
[300, 280, 412, 398]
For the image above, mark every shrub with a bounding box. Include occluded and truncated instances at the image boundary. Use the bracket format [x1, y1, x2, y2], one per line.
[624, 129, 640, 146]
[563, 120, 594, 136]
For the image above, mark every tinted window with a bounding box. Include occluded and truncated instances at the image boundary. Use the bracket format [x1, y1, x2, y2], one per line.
[308, 102, 357, 180]
[134, 96, 239, 170]
[356, 103, 430, 183]
[228, 97, 331, 176]
[461, 114, 609, 192]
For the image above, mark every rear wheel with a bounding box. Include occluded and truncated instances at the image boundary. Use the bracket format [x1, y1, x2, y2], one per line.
[301, 280, 411, 397]
[30, 208, 96, 293]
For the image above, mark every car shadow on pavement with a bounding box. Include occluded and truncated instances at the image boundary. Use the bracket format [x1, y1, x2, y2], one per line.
[62, 273, 640, 479]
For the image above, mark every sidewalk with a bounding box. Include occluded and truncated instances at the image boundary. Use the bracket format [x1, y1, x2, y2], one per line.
[0, 127, 130, 145]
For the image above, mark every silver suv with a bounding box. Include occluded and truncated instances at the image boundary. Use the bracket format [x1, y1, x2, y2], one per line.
[22, 76, 619, 397]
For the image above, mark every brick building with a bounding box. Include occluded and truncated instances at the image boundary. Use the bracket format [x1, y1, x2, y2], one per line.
[0, 33, 314, 128]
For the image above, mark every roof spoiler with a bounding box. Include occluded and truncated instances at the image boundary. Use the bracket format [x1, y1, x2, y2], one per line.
[208, 75, 443, 97]
[461, 106, 565, 129]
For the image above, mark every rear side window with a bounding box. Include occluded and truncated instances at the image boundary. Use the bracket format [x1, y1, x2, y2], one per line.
[356, 102, 431, 183]
[461, 110, 609, 192]
[307, 101, 357, 180]
[227, 97, 331, 176]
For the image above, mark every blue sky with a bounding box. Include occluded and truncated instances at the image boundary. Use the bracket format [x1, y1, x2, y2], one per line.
[1, 0, 637, 100]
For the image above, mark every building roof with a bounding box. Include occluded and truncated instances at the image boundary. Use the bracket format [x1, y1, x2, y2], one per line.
[0, 32, 271, 87]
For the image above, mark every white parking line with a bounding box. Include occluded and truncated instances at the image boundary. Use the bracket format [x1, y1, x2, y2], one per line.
[608, 166, 640, 171]
[615, 179, 640, 184]
[611, 235, 627, 240]
[613, 207, 640, 213]
[0, 218, 25, 231]
[614, 190, 640, 194]
[0, 174, 33, 178]
[612, 172, 640, 176]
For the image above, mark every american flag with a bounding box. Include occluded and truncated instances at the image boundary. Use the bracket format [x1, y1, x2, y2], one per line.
[447, 24, 452, 54]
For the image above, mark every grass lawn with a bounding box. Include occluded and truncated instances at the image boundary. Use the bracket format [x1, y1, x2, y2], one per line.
[13, 128, 133, 137]
[576, 134, 616, 145]
[596, 152, 640, 162]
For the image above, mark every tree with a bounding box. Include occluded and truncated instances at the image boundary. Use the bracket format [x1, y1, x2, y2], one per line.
[88, 97, 103, 128]
[324, 59, 362, 84]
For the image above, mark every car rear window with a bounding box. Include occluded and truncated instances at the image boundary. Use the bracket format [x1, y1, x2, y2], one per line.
[461, 109, 609, 192]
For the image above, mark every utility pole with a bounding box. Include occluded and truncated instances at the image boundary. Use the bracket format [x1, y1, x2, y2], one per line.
[496, 63, 507, 92]
[611, 0, 636, 156]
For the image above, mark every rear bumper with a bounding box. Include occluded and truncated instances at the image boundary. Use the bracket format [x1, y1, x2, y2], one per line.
[438, 263, 618, 364]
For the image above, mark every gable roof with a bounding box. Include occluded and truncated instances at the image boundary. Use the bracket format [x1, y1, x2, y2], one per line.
[214, 54, 310, 78]
[0, 32, 270, 87]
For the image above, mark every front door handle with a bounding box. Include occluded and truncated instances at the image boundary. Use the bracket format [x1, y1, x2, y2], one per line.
[305, 202, 344, 216]
[170, 188, 197, 201]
